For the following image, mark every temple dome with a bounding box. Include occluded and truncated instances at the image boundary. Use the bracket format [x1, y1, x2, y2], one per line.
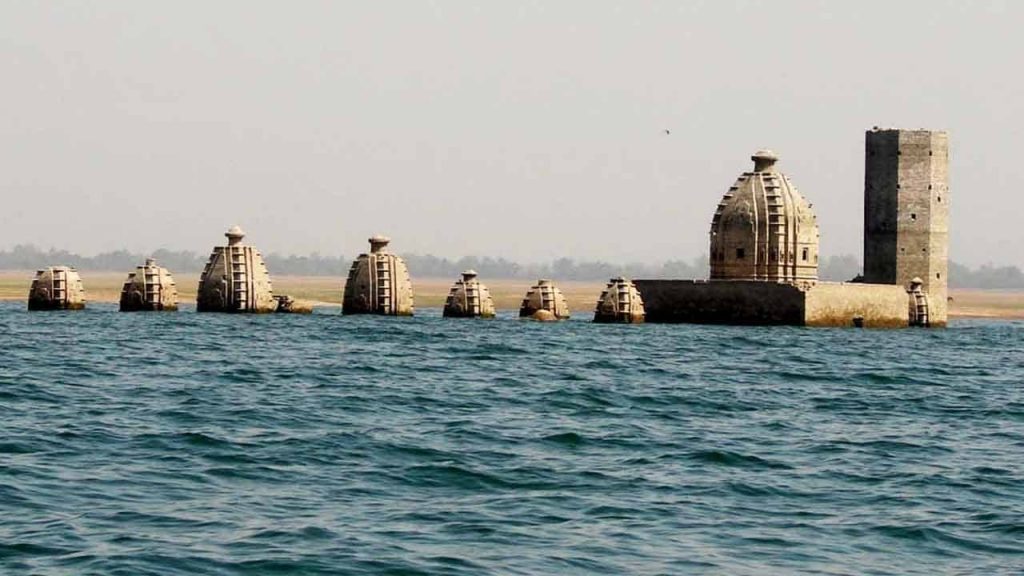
[709, 150, 819, 283]
[120, 258, 179, 311]
[342, 235, 415, 316]
[519, 279, 570, 320]
[197, 226, 276, 313]
[593, 276, 645, 323]
[28, 266, 86, 310]
[443, 270, 496, 318]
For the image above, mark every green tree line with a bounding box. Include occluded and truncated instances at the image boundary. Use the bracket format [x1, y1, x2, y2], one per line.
[0, 244, 1021, 289]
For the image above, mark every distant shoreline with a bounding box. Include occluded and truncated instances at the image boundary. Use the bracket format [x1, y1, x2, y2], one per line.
[1, 271, 1021, 319]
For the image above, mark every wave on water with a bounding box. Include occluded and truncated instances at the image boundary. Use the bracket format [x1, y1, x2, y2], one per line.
[1, 303, 1023, 574]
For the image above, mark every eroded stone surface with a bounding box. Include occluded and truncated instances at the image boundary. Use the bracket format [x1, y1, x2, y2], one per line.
[710, 150, 819, 284]
[594, 276, 645, 324]
[120, 258, 178, 312]
[197, 226, 276, 313]
[443, 270, 495, 318]
[519, 279, 570, 320]
[28, 266, 86, 311]
[342, 235, 415, 316]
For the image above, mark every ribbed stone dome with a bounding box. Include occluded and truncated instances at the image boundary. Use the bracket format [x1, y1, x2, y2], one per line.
[443, 270, 495, 318]
[197, 226, 276, 313]
[342, 235, 415, 316]
[519, 279, 570, 319]
[593, 276, 645, 323]
[709, 150, 819, 283]
[120, 258, 179, 311]
[28, 266, 86, 310]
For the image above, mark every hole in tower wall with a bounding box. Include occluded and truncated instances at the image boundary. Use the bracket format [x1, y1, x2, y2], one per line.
[910, 213, 917, 221]
[736, 248, 745, 259]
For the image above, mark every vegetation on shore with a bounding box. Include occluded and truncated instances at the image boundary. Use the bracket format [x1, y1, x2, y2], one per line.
[1, 244, 1022, 289]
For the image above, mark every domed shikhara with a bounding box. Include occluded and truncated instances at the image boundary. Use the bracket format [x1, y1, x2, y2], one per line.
[443, 270, 495, 318]
[196, 226, 276, 313]
[593, 276, 645, 323]
[342, 235, 414, 316]
[710, 150, 819, 283]
[120, 258, 179, 312]
[519, 279, 570, 319]
[28, 266, 86, 310]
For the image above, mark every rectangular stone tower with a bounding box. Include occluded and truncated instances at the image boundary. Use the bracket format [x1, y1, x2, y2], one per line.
[863, 128, 949, 325]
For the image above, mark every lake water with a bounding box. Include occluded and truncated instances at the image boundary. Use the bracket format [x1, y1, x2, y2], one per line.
[1, 302, 1022, 575]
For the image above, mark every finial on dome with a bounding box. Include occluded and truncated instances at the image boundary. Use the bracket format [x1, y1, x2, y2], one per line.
[145, 257, 156, 266]
[225, 225, 246, 245]
[462, 269, 478, 280]
[369, 235, 391, 253]
[751, 149, 779, 172]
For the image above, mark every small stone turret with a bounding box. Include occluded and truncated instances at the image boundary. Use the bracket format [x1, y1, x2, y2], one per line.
[119, 258, 178, 311]
[593, 277, 645, 323]
[342, 235, 414, 316]
[28, 266, 86, 310]
[197, 226, 276, 313]
[519, 279, 570, 320]
[907, 277, 931, 327]
[443, 270, 496, 318]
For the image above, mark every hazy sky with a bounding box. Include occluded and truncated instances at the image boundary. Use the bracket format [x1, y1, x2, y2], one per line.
[2, 1, 1021, 267]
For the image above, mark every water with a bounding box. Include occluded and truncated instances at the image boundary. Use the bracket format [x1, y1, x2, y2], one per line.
[1, 301, 1022, 575]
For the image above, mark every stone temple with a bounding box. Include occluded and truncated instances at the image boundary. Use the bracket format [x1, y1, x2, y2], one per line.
[593, 277, 645, 323]
[443, 270, 496, 318]
[197, 226, 277, 313]
[342, 235, 415, 316]
[28, 266, 86, 311]
[709, 150, 819, 285]
[636, 129, 949, 328]
[519, 279, 570, 320]
[119, 258, 178, 312]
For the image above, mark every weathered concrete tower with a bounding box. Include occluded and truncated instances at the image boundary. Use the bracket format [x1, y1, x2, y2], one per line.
[864, 129, 949, 325]
[196, 226, 277, 313]
[342, 235, 415, 316]
[710, 150, 819, 284]
[120, 258, 178, 311]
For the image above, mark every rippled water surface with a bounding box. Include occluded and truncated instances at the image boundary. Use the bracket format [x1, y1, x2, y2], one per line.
[1, 301, 1023, 575]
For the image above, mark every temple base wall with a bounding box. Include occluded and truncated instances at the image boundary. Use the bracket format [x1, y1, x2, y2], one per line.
[634, 280, 914, 328]
[803, 282, 911, 328]
[633, 280, 805, 325]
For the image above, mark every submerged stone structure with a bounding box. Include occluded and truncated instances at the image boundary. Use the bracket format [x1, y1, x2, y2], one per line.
[519, 279, 570, 320]
[443, 270, 495, 318]
[593, 277, 645, 323]
[197, 226, 277, 313]
[863, 128, 949, 325]
[28, 266, 86, 310]
[638, 131, 949, 328]
[342, 235, 414, 316]
[119, 258, 178, 311]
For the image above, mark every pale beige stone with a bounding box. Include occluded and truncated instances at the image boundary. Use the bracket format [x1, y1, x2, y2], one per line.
[28, 266, 86, 311]
[342, 235, 415, 316]
[119, 258, 178, 312]
[443, 270, 495, 318]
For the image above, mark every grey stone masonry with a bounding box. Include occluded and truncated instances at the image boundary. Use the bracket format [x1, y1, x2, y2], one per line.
[863, 129, 949, 325]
